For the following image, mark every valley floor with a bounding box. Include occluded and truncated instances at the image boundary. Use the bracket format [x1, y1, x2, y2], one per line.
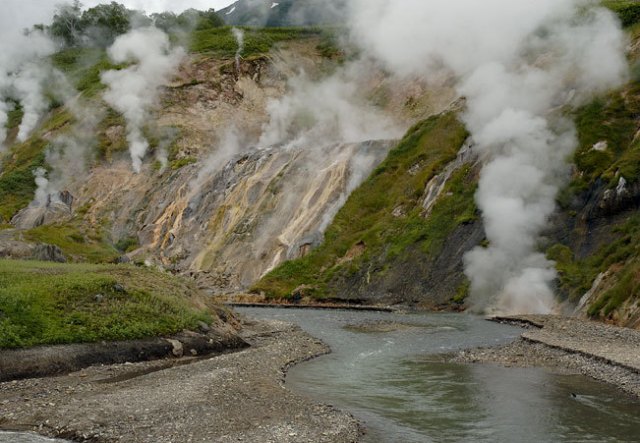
[0, 319, 360, 443]
[454, 315, 640, 398]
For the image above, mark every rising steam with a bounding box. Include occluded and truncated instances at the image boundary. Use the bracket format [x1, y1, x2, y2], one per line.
[0, 30, 56, 146]
[349, 0, 627, 314]
[101, 27, 184, 173]
[232, 27, 244, 72]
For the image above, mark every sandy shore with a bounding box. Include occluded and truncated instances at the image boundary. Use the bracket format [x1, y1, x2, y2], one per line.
[0, 319, 360, 443]
[453, 315, 640, 397]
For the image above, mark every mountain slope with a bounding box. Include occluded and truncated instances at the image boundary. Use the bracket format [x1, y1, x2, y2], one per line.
[219, 0, 346, 27]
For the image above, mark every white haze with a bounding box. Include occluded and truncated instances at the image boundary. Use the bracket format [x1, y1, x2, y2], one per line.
[349, 0, 627, 314]
[0, 31, 56, 147]
[259, 64, 402, 149]
[101, 27, 184, 172]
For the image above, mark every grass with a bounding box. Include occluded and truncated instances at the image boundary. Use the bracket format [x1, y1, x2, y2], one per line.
[190, 26, 323, 56]
[23, 219, 120, 263]
[252, 112, 471, 299]
[0, 260, 215, 349]
[0, 108, 74, 222]
[549, 211, 640, 317]
[51, 47, 119, 98]
[558, 82, 640, 207]
[603, 0, 640, 27]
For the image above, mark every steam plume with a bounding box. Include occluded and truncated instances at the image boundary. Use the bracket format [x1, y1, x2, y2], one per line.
[349, 0, 627, 314]
[232, 27, 244, 72]
[101, 27, 184, 173]
[0, 30, 56, 146]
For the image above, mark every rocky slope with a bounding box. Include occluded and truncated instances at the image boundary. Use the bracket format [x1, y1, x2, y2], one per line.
[0, 29, 456, 295]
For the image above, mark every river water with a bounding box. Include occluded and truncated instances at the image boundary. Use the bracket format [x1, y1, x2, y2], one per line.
[238, 307, 640, 443]
[3, 308, 639, 443]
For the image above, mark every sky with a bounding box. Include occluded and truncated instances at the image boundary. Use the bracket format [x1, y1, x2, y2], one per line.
[3, 0, 237, 32]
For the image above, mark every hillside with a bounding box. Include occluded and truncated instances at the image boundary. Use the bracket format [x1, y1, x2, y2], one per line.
[0, 1, 639, 331]
[253, 2, 640, 327]
[219, 0, 346, 27]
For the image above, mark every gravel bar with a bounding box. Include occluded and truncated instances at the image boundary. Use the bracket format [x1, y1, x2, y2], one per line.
[455, 315, 640, 397]
[0, 319, 361, 443]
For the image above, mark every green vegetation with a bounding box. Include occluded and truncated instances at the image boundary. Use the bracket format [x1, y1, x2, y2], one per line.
[0, 109, 74, 222]
[190, 26, 323, 56]
[96, 108, 128, 160]
[0, 260, 214, 349]
[115, 236, 140, 253]
[603, 1, 640, 27]
[253, 112, 472, 299]
[170, 156, 198, 170]
[558, 82, 640, 207]
[23, 219, 120, 263]
[548, 214, 640, 317]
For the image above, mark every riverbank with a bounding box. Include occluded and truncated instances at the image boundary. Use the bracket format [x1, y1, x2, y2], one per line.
[454, 315, 640, 397]
[0, 319, 360, 443]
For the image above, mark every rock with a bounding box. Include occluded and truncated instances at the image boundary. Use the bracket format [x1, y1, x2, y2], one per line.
[94, 294, 104, 302]
[616, 176, 628, 196]
[112, 283, 125, 293]
[166, 339, 184, 358]
[592, 140, 608, 152]
[197, 321, 211, 333]
[32, 244, 66, 263]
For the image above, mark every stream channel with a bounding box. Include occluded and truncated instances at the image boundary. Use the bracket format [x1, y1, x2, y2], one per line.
[240, 307, 640, 443]
[2, 307, 639, 442]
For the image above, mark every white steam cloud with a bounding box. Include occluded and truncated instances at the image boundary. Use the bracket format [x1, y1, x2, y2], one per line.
[349, 0, 627, 314]
[101, 27, 184, 173]
[0, 30, 56, 146]
[259, 65, 401, 149]
[232, 27, 244, 72]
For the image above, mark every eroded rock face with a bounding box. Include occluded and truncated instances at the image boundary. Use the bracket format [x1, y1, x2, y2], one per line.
[59, 40, 456, 293]
[12, 191, 74, 230]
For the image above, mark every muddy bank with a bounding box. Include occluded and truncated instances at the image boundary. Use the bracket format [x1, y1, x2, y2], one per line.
[0, 319, 360, 443]
[0, 329, 248, 383]
[454, 315, 640, 397]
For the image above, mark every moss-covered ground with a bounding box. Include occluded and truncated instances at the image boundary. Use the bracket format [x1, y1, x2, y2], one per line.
[0, 260, 215, 349]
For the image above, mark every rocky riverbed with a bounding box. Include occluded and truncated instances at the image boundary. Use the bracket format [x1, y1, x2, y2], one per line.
[453, 315, 640, 397]
[0, 319, 360, 443]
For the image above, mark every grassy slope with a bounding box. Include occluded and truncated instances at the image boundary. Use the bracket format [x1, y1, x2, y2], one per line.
[256, 3, 640, 312]
[548, 81, 640, 318]
[0, 260, 215, 349]
[546, 3, 640, 320]
[253, 112, 472, 300]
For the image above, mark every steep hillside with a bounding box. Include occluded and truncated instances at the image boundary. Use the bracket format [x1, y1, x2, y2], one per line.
[253, 111, 477, 308]
[219, 0, 346, 27]
[253, 4, 640, 327]
[0, 26, 456, 295]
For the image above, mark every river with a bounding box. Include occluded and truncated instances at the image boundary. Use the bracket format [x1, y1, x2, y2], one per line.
[238, 307, 640, 443]
[2, 308, 639, 443]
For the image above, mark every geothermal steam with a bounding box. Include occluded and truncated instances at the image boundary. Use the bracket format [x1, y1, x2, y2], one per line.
[349, 0, 627, 314]
[232, 27, 244, 71]
[101, 27, 184, 173]
[0, 30, 56, 146]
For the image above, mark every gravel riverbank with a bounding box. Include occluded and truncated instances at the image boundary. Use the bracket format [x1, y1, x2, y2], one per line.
[453, 315, 640, 397]
[0, 319, 360, 443]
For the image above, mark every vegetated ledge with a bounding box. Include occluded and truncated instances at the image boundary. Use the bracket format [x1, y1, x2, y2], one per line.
[0, 259, 248, 381]
[0, 330, 248, 382]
